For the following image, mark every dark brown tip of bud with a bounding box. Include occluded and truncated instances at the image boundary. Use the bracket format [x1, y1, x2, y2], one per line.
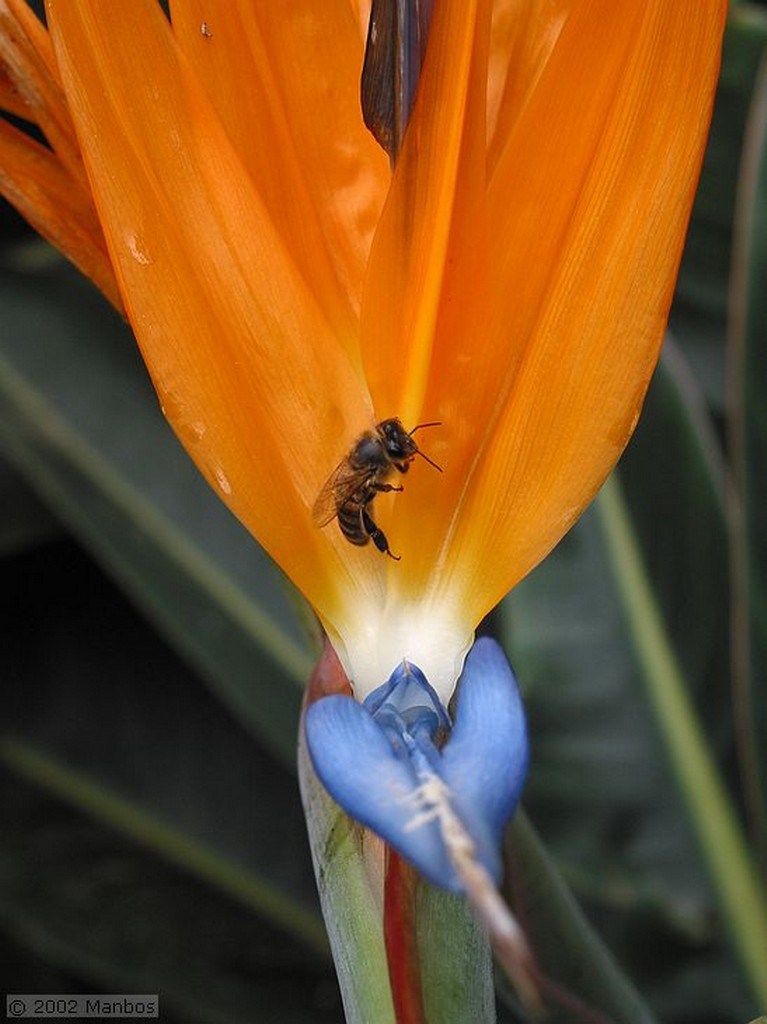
[361, 0, 434, 165]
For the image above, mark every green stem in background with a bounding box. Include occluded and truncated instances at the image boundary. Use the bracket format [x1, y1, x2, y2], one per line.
[727, 45, 767, 878]
[596, 475, 767, 1008]
[0, 737, 329, 957]
[505, 810, 658, 1024]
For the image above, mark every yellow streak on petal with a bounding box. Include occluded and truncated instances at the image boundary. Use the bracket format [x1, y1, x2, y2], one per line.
[46, 0, 380, 625]
[360, 0, 483, 428]
[354, 0, 491, 590]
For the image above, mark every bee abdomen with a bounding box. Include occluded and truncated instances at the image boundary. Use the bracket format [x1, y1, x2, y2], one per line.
[337, 500, 369, 546]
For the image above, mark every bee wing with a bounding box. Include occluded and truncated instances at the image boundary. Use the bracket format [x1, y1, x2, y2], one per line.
[312, 461, 365, 528]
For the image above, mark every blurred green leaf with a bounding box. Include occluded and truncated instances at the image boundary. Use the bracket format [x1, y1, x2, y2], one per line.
[728, 48, 767, 861]
[597, 475, 767, 1012]
[672, 5, 767, 408]
[500, 343, 753, 1020]
[500, 505, 742, 1020]
[618, 343, 730, 757]
[503, 812, 658, 1024]
[0, 765, 338, 1024]
[0, 258, 311, 768]
[0, 455, 60, 556]
[0, 539, 330, 1015]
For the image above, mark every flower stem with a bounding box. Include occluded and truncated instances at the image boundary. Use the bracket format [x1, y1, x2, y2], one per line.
[596, 475, 767, 1007]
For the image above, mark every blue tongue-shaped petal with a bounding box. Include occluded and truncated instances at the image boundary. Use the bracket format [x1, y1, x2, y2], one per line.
[441, 638, 529, 869]
[304, 637, 529, 892]
[304, 692, 455, 887]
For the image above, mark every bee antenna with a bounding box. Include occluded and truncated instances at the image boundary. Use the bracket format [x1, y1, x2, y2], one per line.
[409, 421, 441, 435]
[417, 450, 442, 473]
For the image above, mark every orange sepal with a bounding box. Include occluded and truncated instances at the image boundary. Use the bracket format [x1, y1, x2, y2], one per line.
[347, 0, 371, 42]
[169, 0, 389, 349]
[46, 0, 379, 626]
[486, 0, 571, 174]
[359, 0, 489, 425]
[418, 0, 727, 624]
[0, 0, 87, 188]
[0, 117, 120, 309]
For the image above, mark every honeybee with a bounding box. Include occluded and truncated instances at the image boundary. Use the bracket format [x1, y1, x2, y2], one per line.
[313, 418, 441, 560]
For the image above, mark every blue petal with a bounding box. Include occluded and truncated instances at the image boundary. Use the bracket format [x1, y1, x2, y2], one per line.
[304, 694, 456, 888]
[304, 638, 528, 892]
[363, 660, 451, 753]
[440, 638, 529, 878]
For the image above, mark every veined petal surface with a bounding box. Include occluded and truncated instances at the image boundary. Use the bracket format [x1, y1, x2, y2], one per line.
[486, 0, 570, 173]
[169, 0, 389, 351]
[360, 0, 489, 424]
[445, 0, 727, 623]
[46, 0, 379, 625]
[389, 0, 725, 637]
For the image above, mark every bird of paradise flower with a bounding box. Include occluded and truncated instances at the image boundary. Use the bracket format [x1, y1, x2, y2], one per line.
[0, 0, 728, 1016]
[0, 0, 726, 701]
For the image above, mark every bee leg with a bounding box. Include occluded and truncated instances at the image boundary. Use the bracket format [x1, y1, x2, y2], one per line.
[362, 509, 400, 561]
[373, 482, 404, 493]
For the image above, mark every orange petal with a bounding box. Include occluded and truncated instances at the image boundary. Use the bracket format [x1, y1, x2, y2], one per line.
[347, 0, 371, 42]
[336, 0, 725, 700]
[0, 0, 117, 301]
[0, 68, 25, 118]
[47, 0, 380, 625]
[351, 0, 490, 586]
[424, 0, 726, 627]
[0, 0, 87, 189]
[359, 0, 491, 431]
[169, 0, 389, 350]
[0, 117, 120, 308]
[486, 0, 570, 172]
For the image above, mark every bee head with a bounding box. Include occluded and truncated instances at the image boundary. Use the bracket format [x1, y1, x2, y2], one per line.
[376, 418, 442, 471]
[378, 418, 418, 460]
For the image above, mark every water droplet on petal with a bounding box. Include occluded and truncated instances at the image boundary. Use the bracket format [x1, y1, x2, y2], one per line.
[127, 234, 151, 265]
[214, 467, 232, 495]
